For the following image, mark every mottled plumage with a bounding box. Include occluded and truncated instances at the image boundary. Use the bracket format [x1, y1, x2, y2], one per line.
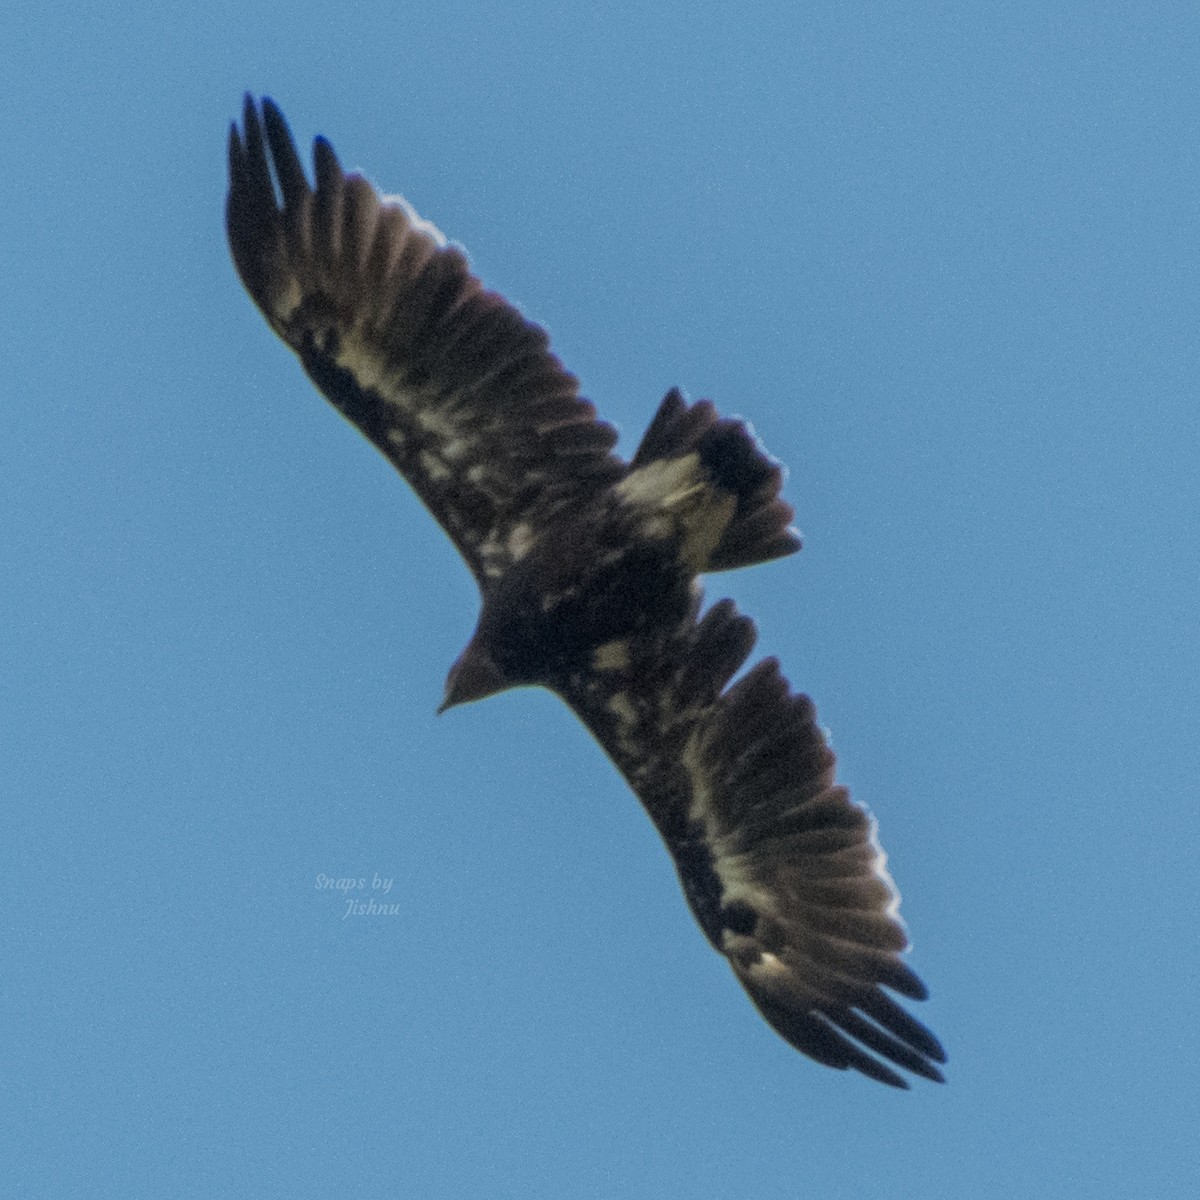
[226, 96, 945, 1088]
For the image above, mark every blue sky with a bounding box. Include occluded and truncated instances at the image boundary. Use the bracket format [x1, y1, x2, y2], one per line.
[4, 2, 1199, 1196]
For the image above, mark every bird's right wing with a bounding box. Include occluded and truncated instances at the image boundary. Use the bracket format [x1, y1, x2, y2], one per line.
[558, 598, 946, 1088]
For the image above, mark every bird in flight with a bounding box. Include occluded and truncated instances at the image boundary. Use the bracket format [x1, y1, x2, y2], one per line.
[226, 96, 945, 1088]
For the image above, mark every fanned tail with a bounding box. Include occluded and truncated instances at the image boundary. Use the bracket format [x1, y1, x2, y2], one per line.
[630, 389, 801, 571]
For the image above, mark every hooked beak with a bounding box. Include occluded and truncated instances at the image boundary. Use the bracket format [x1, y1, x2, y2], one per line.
[438, 638, 507, 714]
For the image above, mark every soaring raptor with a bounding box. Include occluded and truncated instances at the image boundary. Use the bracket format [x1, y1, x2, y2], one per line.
[226, 96, 945, 1088]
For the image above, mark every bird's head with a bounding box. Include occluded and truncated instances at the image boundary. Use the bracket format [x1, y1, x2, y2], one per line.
[438, 633, 508, 713]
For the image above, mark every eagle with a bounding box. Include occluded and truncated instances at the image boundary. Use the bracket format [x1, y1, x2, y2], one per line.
[226, 96, 946, 1089]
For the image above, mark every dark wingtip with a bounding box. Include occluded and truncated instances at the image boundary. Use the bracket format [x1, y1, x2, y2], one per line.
[226, 93, 284, 306]
[241, 92, 258, 138]
[313, 134, 345, 197]
[923, 1030, 949, 1067]
[314, 134, 340, 168]
[260, 94, 284, 128]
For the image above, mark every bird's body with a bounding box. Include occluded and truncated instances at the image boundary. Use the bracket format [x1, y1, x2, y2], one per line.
[226, 96, 946, 1088]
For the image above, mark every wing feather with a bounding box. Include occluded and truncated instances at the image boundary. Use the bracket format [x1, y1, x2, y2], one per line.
[559, 598, 945, 1088]
[227, 96, 622, 581]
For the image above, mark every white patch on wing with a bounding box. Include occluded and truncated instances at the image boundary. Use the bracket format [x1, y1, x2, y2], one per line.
[269, 276, 305, 325]
[606, 690, 639, 733]
[418, 450, 452, 482]
[636, 514, 673, 541]
[681, 730, 717, 830]
[680, 731, 776, 915]
[329, 330, 458, 435]
[506, 522, 536, 562]
[539, 585, 579, 611]
[415, 403, 468, 445]
[476, 520, 539, 578]
[474, 532, 508, 578]
[751, 951, 789, 978]
[592, 639, 630, 671]
[330, 331, 392, 396]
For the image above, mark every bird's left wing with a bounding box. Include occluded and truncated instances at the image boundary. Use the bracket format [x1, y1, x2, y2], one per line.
[557, 598, 946, 1088]
[227, 96, 622, 583]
